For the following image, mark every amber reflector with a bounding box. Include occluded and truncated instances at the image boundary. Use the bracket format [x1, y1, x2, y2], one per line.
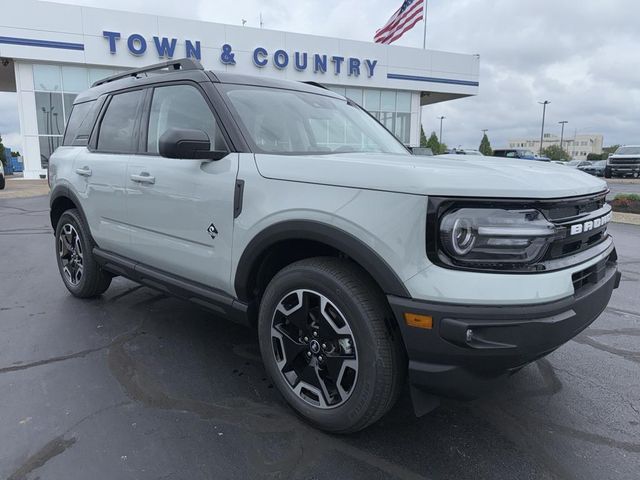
[404, 313, 433, 329]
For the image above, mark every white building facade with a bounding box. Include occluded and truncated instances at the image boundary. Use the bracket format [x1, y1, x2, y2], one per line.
[509, 133, 604, 160]
[0, 0, 480, 179]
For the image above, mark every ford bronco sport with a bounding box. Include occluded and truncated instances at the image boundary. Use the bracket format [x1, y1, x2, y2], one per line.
[49, 59, 620, 433]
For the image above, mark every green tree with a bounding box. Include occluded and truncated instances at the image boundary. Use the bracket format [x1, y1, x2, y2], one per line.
[587, 153, 603, 161]
[426, 131, 445, 154]
[478, 133, 493, 156]
[542, 144, 571, 161]
[602, 145, 620, 157]
[420, 126, 428, 147]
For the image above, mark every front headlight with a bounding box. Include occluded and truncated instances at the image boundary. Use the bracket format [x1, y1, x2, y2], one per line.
[439, 208, 558, 267]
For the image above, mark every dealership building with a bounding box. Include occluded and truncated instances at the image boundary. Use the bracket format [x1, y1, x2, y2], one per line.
[0, 0, 480, 179]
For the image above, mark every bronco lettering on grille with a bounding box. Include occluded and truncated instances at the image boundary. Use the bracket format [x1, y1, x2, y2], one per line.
[569, 212, 612, 236]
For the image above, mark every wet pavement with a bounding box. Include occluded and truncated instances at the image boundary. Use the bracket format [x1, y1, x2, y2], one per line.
[1, 195, 638, 480]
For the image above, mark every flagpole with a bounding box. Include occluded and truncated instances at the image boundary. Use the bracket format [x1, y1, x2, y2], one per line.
[422, 0, 428, 49]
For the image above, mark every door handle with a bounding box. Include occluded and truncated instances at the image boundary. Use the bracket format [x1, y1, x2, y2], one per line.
[130, 173, 156, 184]
[75, 166, 92, 177]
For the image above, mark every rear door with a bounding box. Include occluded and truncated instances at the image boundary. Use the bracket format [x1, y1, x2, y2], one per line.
[124, 83, 237, 291]
[74, 89, 144, 253]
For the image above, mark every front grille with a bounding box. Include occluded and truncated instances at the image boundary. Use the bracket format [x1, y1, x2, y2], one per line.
[609, 157, 640, 165]
[539, 192, 610, 261]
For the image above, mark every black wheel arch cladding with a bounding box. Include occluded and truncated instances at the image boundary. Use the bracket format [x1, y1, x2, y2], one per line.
[234, 220, 411, 302]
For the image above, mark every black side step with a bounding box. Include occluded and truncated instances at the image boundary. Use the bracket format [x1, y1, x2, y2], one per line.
[93, 248, 250, 327]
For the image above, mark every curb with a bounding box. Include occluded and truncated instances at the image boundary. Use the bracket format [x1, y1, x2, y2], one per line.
[612, 211, 640, 226]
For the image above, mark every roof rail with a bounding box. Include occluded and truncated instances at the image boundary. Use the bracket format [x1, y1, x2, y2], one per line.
[91, 58, 204, 87]
[302, 81, 330, 91]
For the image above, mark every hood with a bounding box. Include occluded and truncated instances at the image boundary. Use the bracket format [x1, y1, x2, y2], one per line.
[254, 153, 607, 199]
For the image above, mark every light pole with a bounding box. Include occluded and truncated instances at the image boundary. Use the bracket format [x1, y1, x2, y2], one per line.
[438, 116, 445, 146]
[558, 120, 568, 154]
[538, 100, 550, 155]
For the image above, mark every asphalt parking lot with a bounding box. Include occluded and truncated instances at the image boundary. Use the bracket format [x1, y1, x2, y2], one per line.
[1, 194, 639, 480]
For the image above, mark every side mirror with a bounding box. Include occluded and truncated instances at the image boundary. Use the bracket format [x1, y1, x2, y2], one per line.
[158, 128, 227, 160]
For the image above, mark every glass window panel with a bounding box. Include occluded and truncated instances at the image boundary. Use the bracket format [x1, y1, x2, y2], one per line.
[380, 90, 396, 112]
[344, 87, 363, 106]
[63, 93, 77, 123]
[35, 92, 64, 135]
[395, 112, 411, 144]
[308, 119, 330, 148]
[327, 86, 345, 96]
[62, 66, 88, 93]
[364, 89, 380, 111]
[88, 68, 116, 87]
[147, 84, 225, 153]
[97, 89, 144, 153]
[33, 64, 62, 91]
[396, 92, 411, 113]
[379, 111, 394, 132]
[39, 136, 62, 168]
[63, 100, 96, 145]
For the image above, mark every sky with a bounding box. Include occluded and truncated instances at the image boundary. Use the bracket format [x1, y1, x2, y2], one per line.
[1, 0, 638, 152]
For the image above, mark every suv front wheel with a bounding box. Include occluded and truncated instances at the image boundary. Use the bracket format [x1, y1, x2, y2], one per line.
[55, 209, 112, 298]
[258, 257, 406, 433]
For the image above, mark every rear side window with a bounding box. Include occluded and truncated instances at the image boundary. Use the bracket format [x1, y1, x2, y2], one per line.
[97, 90, 144, 153]
[62, 100, 97, 146]
[146, 84, 226, 153]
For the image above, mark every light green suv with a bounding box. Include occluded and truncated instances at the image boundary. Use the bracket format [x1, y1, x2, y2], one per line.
[49, 59, 619, 433]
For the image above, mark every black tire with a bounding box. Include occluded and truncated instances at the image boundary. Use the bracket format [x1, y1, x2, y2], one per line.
[55, 209, 111, 298]
[0, 175, 5, 190]
[258, 257, 406, 433]
[604, 167, 611, 179]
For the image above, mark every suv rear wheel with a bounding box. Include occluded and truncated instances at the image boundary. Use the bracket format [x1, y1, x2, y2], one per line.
[55, 209, 111, 298]
[258, 257, 405, 433]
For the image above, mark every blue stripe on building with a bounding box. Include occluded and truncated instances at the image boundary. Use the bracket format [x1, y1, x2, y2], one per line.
[387, 73, 479, 87]
[0, 36, 84, 51]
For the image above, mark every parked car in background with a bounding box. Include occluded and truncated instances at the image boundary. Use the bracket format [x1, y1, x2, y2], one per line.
[534, 155, 551, 162]
[493, 148, 541, 161]
[0, 162, 5, 190]
[440, 148, 483, 155]
[457, 148, 484, 156]
[551, 160, 565, 165]
[566, 160, 592, 169]
[411, 147, 434, 156]
[579, 160, 606, 177]
[605, 145, 640, 178]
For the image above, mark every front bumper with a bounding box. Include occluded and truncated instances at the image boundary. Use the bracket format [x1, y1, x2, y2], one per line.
[388, 251, 620, 399]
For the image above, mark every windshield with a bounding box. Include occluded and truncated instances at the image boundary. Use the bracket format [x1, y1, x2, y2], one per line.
[615, 146, 640, 155]
[221, 85, 409, 155]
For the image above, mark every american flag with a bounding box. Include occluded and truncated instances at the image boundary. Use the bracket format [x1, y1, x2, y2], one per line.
[374, 0, 425, 45]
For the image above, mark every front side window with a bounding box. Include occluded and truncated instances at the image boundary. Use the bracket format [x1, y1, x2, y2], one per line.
[146, 84, 226, 154]
[221, 85, 409, 155]
[97, 90, 144, 153]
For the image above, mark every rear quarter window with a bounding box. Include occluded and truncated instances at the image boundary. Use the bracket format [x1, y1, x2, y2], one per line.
[62, 100, 99, 146]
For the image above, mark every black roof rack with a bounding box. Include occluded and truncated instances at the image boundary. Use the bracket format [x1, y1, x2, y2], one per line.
[91, 58, 204, 87]
[302, 81, 329, 91]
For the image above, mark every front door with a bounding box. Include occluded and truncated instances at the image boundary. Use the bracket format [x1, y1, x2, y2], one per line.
[124, 83, 237, 292]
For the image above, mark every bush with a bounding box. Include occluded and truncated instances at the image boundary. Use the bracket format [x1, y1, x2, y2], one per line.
[611, 194, 640, 214]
